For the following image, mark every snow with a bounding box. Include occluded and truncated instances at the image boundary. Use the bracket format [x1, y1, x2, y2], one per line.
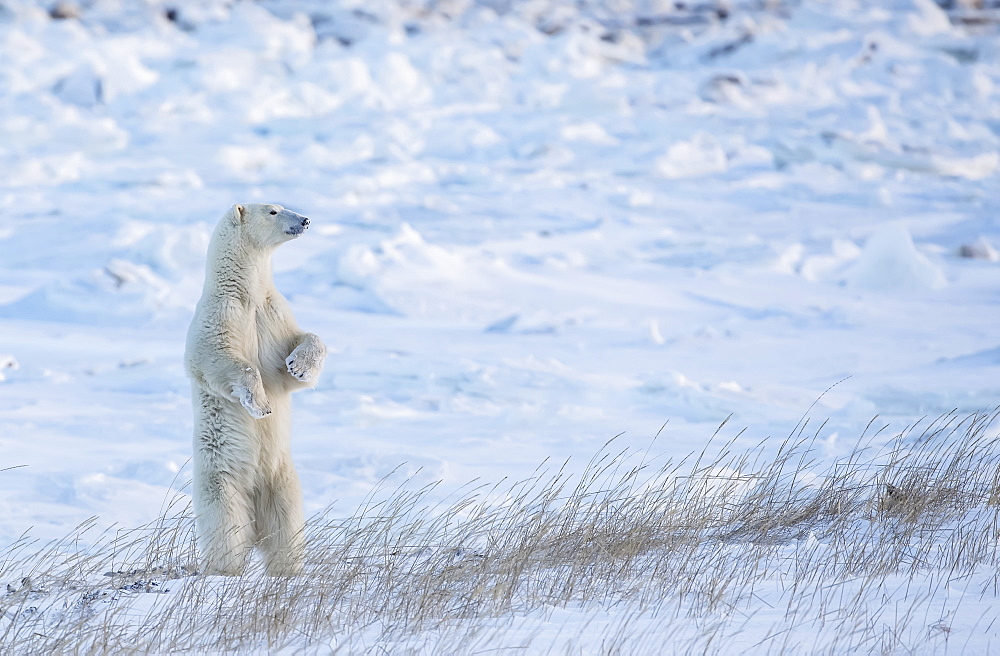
[846, 222, 948, 291]
[1, 0, 999, 652]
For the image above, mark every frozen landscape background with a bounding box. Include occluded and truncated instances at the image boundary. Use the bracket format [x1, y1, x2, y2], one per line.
[1, 0, 999, 652]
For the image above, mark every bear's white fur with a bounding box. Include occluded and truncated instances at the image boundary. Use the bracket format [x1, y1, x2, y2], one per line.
[185, 203, 326, 576]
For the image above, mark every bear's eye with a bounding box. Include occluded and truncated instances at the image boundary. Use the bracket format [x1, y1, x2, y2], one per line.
[269, 210, 277, 215]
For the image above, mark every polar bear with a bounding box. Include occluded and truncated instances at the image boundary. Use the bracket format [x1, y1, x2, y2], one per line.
[185, 203, 326, 576]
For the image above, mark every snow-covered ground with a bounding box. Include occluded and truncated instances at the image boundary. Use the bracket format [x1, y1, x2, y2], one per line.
[1, 0, 999, 652]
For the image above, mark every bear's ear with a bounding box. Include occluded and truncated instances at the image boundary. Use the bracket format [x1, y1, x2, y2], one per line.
[229, 204, 245, 225]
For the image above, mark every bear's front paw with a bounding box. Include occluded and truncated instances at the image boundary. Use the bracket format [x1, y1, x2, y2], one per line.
[232, 385, 271, 419]
[285, 338, 326, 383]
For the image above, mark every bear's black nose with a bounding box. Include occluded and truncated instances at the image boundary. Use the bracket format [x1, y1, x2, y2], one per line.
[301, 217, 310, 227]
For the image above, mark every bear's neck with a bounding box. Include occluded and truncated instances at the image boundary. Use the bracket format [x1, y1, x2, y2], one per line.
[203, 228, 276, 302]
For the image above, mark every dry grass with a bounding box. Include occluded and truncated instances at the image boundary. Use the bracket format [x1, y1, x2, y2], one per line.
[2, 410, 1000, 654]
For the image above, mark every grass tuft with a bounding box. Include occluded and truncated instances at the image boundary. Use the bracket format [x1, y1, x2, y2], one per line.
[2, 410, 1000, 654]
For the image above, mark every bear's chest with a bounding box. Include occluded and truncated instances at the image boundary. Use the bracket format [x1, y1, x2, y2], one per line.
[250, 298, 292, 381]
[254, 295, 286, 327]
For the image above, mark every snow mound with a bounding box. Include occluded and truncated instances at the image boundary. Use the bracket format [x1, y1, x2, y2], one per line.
[656, 133, 728, 179]
[290, 224, 475, 316]
[336, 225, 458, 287]
[0, 222, 209, 325]
[1, 262, 179, 325]
[846, 223, 946, 292]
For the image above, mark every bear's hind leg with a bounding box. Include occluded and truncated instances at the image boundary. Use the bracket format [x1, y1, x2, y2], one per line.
[194, 471, 255, 576]
[192, 390, 258, 576]
[255, 459, 306, 577]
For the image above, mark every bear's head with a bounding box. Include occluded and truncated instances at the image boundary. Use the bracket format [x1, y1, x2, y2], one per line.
[228, 203, 310, 249]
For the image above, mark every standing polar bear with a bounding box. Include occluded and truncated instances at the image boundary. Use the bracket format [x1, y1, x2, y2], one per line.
[185, 203, 326, 576]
